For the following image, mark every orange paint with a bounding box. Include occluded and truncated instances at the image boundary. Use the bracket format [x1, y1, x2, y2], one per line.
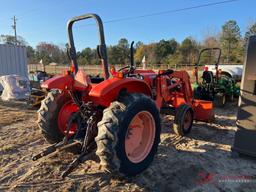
[193, 99, 214, 122]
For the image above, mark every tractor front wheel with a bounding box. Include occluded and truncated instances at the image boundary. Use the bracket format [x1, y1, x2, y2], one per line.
[173, 104, 194, 136]
[95, 93, 161, 176]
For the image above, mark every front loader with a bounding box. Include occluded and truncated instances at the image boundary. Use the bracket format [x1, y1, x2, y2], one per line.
[34, 13, 214, 178]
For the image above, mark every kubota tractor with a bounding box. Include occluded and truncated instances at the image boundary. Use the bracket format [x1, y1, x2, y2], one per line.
[33, 13, 214, 177]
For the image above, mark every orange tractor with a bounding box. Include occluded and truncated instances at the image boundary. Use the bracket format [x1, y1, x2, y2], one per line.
[33, 13, 214, 177]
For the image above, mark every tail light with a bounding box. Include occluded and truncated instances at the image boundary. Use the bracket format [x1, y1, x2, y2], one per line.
[70, 64, 75, 73]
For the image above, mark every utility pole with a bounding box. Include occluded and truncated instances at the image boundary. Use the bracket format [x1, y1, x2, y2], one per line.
[11, 16, 17, 45]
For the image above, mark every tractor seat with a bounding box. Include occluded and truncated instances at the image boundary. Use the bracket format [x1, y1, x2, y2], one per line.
[202, 71, 214, 84]
[89, 75, 104, 84]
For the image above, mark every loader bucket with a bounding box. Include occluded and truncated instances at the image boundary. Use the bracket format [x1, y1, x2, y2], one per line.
[193, 99, 214, 122]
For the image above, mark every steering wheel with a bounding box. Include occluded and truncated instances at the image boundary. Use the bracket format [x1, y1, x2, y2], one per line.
[118, 65, 136, 77]
[118, 66, 130, 72]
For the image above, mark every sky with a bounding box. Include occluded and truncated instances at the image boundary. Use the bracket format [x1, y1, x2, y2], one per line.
[0, 0, 255, 51]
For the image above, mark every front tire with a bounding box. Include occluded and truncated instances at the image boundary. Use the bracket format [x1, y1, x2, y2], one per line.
[95, 93, 161, 176]
[173, 104, 194, 136]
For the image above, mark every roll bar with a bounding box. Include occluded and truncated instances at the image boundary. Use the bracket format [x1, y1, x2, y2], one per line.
[196, 48, 221, 67]
[67, 13, 109, 79]
[130, 41, 135, 69]
[195, 47, 221, 83]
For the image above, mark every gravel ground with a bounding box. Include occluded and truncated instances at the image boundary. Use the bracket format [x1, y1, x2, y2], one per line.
[0, 100, 255, 192]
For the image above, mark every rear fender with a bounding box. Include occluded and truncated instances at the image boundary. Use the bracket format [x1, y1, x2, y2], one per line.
[41, 75, 74, 90]
[89, 77, 152, 107]
[220, 71, 232, 78]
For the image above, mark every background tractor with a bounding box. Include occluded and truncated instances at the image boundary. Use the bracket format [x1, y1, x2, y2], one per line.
[193, 48, 240, 107]
[33, 13, 214, 177]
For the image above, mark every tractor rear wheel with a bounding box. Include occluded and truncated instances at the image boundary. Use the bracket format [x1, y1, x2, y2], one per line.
[38, 90, 78, 143]
[95, 93, 161, 176]
[173, 104, 194, 136]
[214, 93, 226, 107]
[228, 93, 234, 102]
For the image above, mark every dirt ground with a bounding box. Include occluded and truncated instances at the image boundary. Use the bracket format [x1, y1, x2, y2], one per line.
[0, 100, 256, 192]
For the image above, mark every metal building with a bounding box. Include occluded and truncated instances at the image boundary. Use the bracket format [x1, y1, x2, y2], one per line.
[0, 44, 28, 77]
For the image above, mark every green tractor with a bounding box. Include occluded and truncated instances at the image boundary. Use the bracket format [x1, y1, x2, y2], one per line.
[193, 48, 240, 107]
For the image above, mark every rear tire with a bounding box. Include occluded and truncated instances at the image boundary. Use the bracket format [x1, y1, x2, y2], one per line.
[229, 93, 234, 102]
[214, 93, 226, 107]
[173, 104, 193, 136]
[95, 93, 161, 176]
[37, 90, 71, 143]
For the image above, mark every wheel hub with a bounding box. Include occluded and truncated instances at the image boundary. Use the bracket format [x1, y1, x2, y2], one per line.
[58, 101, 79, 136]
[184, 111, 192, 131]
[125, 111, 156, 163]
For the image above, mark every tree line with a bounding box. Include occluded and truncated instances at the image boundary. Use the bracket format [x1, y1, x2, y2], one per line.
[1, 20, 256, 66]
